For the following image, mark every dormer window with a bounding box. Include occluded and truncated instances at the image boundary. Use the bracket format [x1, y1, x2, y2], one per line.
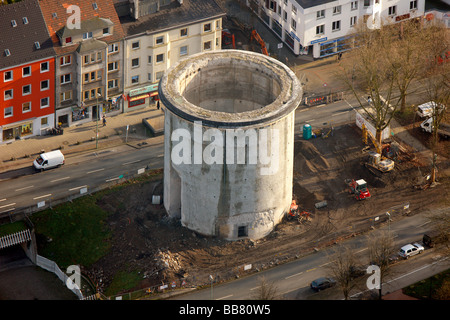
[35, 42, 41, 49]
[103, 27, 110, 35]
[65, 37, 72, 44]
[92, 3, 98, 10]
[82, 32, 93, 40]
[5, 49, 11, 56]
[11, 20, 17, 27]
[52, 12, 58, 19]
[23, 17, 29, 24]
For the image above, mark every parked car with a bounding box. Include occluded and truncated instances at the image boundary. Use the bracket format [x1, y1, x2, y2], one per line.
[310, 277, 336, 291]
[399, 243, 424, 259]
[33, 150, 65, 172]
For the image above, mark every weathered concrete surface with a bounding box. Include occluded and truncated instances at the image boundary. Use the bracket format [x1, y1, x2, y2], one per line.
[159, 50, 302, 240]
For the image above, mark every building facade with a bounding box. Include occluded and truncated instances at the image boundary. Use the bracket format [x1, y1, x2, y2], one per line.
[117, 0, 226, 112]
[248, 0, 425, 58]
[38, 0, 125, 127]
[0, 0, 56, 143]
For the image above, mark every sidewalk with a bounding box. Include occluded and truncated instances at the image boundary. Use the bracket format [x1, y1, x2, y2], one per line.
[0, 105, 164, 174]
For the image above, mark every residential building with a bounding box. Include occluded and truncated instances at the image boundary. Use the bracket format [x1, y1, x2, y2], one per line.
[247, 0, 425, 58]
[38, 0, 125, 127]
[116, 0, 226, 112]
[0, 0, 56, 144]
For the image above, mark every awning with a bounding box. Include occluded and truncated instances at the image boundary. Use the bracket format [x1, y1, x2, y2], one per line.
[1, 119, 35, 130]
[149, 91, 159, 97]
[129, 94, 149, 101]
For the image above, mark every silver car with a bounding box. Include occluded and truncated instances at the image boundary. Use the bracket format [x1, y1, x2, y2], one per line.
[399, 243, 424, 259]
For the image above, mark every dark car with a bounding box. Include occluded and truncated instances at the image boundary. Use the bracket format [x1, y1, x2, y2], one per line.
[310, 277, 336, 291]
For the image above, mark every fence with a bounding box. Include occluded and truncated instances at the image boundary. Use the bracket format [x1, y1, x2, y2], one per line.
[0, 229, 31, 249]
[304, 92, 344, 107]
[36, 254, 84, 299]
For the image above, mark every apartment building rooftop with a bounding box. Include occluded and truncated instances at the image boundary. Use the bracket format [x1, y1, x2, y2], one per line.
[0, 0, 55, 70]
[37, 0, 125, 56]
[120, 0, 226, 37]
[294, 0, 337, 9]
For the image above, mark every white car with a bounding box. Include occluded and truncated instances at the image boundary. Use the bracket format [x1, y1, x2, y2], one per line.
[399, 243, 424, 259]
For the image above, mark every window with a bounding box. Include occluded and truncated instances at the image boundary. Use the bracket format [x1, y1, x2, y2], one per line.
[388, 6, 396, 16]
[108, 79, 119, 89]
[22, 102, 31, 113]
[84, 70, 102, 83]
[108, 61, 119, 72]
[156, 53, 164, 63]
[11, 20, 17, 27]
[4, 107, 13, 118]
[317, 10, 325, 19]
[180, 28, 188, 37]
[131, 75, 139, 84]
[333, 5, 341, 15]
[41, 97, 49, 108]
[180, 45, 188, 56]
[316, 24, 325, 35]
[60, 74, 71, 84]
[291, 18, 297, 31]
[84, 52, 102, 65]
[156, 36, 164, 45]
[4, 89, 13, 100]
[269, 0, 276, 12]
[4, 49, 11, 56]
[364, 0, 371, 7]
[23, 17, 29, 24]
[203, 23, 211, 32]
[147, 73, 152, 82]
[4, 70, 13, 81]
[148, 55, 152, 64]
[60, 55, 71, 66]
[65, 37, 72, 44]
[410, 0, 417, 10]
[41, 61, 49, 72]
[351, 1, 358, 10]
[350, 16, 357, 27]
[108, 43, 119, 54]
[82, 32, 93, 40]
[203, 41, 212, 51]
[35, 42, 41, 50]
[60, 91, 72, 101]
[23, 66, 31, 77]
[238, 226, 248, 238]
[131, 58, 139, 68]
[132, 41, 140, 49]
[283, 10, 287, 22]
[332, 20, 341, 31]
[103, 27, 110, 35]
[292, 4, 297, 15]
[41, 80, 49, 91]
[156, 71, 164, 81]
[41, 117, 48, 126]
[22, 84, 31, 95]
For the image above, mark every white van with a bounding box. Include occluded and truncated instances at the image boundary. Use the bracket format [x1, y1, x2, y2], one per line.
[416, 101, 441, 118]
[33, 150, 65, 171]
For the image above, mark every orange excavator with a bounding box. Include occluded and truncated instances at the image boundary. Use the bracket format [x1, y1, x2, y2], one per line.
[250, 30, 268, 55]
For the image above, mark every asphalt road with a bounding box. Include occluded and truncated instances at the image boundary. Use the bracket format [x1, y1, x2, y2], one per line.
[171, 212, 449, 300]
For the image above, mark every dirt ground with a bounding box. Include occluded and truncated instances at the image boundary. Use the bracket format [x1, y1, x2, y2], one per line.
[84, 124, 449, 296]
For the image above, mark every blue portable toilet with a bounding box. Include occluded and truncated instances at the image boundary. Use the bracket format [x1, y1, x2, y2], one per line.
[303, 124, 312, 140]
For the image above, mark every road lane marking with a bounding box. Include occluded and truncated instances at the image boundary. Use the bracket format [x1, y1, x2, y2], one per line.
[0, 198, 6, 202]
[0, 202, 15, 209]
[332, 111, 350, 116]
[69, 185, 87, 191]
[87, 168, 105, 174]
[216, 294, 233, 300]
[122, 160, 141, 165]
[306, 267, 316, 272]
[285, 271, 304, 280]
[50, 177, 70, 183]
[33, 194, 52, 200]
[15, 186, 34, 192]
[106, 177, 120, 182]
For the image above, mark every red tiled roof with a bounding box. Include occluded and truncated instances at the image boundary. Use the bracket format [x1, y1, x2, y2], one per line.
[38, 0, 124, 56]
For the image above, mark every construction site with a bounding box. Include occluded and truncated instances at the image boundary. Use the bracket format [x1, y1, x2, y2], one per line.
[78, 118, 449, 296]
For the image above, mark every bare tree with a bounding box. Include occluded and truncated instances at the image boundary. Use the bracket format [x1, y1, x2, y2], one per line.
[250, 276, 278, 300]
[326, 245, 361, 300]
[367, 230, 397, 299]
[340, 20, 401, 147]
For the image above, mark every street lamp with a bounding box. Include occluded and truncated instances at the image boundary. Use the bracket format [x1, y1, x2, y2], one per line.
[209, 275, 214, 300]
[96, 93, 101, 149]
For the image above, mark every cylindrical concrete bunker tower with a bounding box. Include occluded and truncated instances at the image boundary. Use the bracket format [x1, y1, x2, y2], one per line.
[159, 50, 302, 240]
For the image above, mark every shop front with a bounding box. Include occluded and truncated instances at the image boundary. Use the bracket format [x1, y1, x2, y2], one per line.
[124, 83, 159, 113]
[1, 114, 54, 143]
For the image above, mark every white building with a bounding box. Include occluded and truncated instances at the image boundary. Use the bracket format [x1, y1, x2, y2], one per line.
[248, 0, 426, 58]
[117, 0, 226, 112]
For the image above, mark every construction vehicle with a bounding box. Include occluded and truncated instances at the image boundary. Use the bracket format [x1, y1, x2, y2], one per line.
[361, 124, 395, 174]
[345, 179, 371, 200]
[288, 200, 312, 223]
[250, 30, 268, 55]
[222, 29, 236, 49]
